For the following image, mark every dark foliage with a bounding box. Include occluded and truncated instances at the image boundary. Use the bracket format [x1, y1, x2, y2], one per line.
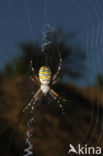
[5, 28, 86, 80]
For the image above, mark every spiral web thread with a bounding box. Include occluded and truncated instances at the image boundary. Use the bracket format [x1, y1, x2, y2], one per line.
[24, 117, 34, 156]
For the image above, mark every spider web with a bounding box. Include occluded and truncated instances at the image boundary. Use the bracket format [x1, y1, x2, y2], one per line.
[61, 0, 103, 152]
[0, 0, 103, 155]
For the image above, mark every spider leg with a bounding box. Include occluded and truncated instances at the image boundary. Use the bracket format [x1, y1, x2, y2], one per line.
[22, 88, 41, 113]
[49, 90, 57, 100]
[50, 89, 66, 102]
[29, 76, 40, 86]
[52, 77, 60, 85]
[30, 60, 40, 85]
[52, 49, 62, 81]
[49, 89, 65, 114]
[30, 97, 40, 114]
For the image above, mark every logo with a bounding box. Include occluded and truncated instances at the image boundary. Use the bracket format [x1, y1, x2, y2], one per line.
[68, 144, 102, 155]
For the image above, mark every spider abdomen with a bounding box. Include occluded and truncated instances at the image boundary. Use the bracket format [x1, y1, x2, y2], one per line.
[39, 66, 52, 85]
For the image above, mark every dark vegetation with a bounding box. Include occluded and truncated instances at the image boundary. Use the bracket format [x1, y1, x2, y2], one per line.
[96, 74, 103, 89]
[0, 28, 103, 156]
[5, 28, 86, 78]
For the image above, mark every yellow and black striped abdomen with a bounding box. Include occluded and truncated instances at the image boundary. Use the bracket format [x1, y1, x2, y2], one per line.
[39, 66, 52, 84]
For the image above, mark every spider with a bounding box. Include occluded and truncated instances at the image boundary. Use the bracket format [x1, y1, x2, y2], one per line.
[22, 50, 66, 114]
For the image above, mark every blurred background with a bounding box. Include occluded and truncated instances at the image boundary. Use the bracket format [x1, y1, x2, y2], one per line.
[0, 0, 103, 155]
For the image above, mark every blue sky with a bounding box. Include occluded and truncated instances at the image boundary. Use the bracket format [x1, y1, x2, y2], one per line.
[0, 0, 103, 86]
